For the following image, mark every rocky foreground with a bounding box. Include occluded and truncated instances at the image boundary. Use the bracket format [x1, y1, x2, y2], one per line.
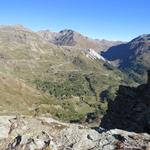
[0, 74, 150, 150]
[0, 116, 149, 150]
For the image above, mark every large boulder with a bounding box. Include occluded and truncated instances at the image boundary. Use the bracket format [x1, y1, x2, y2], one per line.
[101, 70, 150, 133]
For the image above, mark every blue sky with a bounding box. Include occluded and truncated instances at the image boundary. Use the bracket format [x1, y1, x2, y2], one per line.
[0, 0, 149, 41]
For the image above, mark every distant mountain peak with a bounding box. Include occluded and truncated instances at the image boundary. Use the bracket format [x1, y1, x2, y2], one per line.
[130, 34, 150, 43]
[0, 24, 24, 29]
[54, 29, 78, 46]
[102, 34, 150, 82]
[59, 29, 75, 34]
[38, 28, 122, 51]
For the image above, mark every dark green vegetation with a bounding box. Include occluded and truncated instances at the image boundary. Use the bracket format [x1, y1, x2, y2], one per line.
[34, 72, 94, 98]
[33, 69, 132, 121]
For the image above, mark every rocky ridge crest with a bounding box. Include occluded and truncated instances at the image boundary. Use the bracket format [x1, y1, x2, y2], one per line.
[0, 115, 149, 150]
[101, 70, 150, 134]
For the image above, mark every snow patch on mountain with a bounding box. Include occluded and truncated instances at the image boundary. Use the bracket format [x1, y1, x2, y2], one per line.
[84, 48, 107, 61]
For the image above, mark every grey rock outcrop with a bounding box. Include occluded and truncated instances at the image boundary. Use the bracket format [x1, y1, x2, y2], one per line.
[148, 70, 150, 85]
[54, 29, 76, 46]
[101, 70, 150, 133]
[0, 116, 149, 150]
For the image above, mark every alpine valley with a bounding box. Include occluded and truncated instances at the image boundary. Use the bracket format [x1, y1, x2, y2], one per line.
[0, 25, 150, 150]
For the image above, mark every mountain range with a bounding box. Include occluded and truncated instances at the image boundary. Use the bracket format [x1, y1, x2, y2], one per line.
[0, 25, 128, 123]
[0, 24, 149, 123]
[102, 34, 150, 82]
[38, 29, 122, 52]
[0, 24, 150, 149]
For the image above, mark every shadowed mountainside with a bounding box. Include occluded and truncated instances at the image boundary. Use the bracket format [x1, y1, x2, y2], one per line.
[101, 70, 150, 133]
[102, 34, 150, 82]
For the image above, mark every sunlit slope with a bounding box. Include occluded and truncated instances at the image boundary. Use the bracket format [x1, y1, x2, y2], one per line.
[0, 25, 131, 121]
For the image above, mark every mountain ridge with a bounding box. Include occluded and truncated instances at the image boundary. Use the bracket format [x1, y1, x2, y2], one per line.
[102, 34, 150, 82]
[38, 29, 123, 52]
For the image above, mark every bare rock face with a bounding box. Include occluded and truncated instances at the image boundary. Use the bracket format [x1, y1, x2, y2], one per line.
[101, 70, 150, 133]
[54, 29, 76, 46]
[148, 70, 150, 85]
[0, 116, 149, 150]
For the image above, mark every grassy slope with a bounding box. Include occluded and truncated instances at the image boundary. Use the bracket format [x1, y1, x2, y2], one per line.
[0, 25, 132, 121]
[0, 73, 44, 115]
